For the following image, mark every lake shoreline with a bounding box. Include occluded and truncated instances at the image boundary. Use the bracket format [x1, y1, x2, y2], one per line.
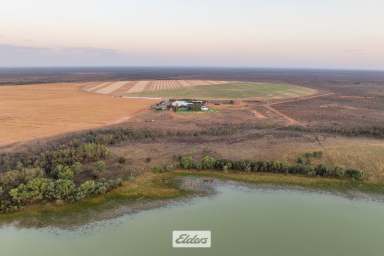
[1, 171, 384, 229]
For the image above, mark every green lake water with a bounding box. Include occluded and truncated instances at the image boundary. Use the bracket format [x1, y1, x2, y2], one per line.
[1, 184, 384, 256]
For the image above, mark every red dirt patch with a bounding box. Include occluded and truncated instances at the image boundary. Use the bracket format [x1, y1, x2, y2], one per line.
[0, 83, 157, 146]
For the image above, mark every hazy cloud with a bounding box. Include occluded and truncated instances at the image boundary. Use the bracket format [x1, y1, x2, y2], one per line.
[0, 43, 383, 70]
[344, 49, 366, 54]
[0, 44, 130, 67]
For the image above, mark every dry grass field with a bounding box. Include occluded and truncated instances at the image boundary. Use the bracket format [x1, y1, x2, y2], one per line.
[0, 83, 157, 146]
[112, 135, 384, 182]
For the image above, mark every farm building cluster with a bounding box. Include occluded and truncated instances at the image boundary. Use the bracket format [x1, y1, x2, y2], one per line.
[152, 99, 209, 112]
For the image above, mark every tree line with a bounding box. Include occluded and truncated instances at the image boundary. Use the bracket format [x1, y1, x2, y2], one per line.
[286, 125, 384, 139]
[178, 155, 364, 180]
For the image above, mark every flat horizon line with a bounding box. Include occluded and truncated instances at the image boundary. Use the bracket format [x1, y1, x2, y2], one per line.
[0, 66, 383, 73]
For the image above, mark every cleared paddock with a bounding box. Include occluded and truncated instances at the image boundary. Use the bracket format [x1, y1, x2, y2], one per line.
[0, 83, 157, 146]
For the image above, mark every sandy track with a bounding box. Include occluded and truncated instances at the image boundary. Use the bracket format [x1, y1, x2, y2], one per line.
[127, 80, 150, 93]
[263, 105, 300, 126]
[178, 80, 190, 87]
[110, 81, 137, 96]
[96, 81, 130, 94]
[82, 82, 102, 90]
[252, 110, 266, 119]
[269, 92, 334, 106]
[262, 92, 334, 126]
[85, 82, 112, 92]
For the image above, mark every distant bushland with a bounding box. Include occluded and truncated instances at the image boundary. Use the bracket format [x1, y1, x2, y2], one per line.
[286, 125, 384, 139]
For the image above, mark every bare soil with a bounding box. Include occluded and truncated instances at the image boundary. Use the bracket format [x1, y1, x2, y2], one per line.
[0, 83, 156, 146]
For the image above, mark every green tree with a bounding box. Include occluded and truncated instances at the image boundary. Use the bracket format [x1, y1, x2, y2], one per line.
[76, 180, 97, 200]
[95, 161, 106, 173]
[201, 156, 216, 169]
[179, 156, 194, 169]
[78, 143, 110, 162]
[345, 169, 364, 180]
[53, 165, 74, 180]
[51, 179, 76, 201]
[72, 162, 82, 174]
[9, 178, 53, 204]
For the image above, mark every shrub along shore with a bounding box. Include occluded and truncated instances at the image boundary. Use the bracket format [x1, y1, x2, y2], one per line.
[177, 156, 364, 180]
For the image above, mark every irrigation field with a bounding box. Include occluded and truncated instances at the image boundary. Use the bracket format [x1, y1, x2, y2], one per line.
[82, 80, 317, 100]
[82, 80, 229, 97]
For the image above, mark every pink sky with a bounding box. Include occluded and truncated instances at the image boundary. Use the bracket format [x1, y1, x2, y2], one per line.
[0, 0, 383, 69]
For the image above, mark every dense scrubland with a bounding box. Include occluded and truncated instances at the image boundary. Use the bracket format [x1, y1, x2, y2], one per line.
[0, 141, 123, 212]
[0, 124, 370, 214]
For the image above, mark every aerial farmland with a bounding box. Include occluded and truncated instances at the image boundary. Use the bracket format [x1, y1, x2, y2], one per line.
[0, 79, 320, 146]
[1, 68, 384, 256]
[2, 0, 384, 255]
[82, 79, 317, 100]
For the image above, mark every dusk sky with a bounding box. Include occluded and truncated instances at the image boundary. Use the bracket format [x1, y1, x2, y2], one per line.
[0, 0, 383, 69]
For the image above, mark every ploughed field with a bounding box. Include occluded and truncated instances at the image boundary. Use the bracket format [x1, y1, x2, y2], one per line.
[82, 80, 317, 100]
[82, 80, 229, 97]
[0, 83, 156, 146]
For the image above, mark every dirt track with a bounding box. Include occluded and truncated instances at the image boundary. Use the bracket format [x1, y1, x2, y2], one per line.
[260, 92, 334, 126]
[263, 105, 300, 126]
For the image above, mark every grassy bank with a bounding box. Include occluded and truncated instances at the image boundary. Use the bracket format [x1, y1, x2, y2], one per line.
[2, 169, 384, 227]
[0, 172, 186, 227]
[175, 170, 384, 194]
